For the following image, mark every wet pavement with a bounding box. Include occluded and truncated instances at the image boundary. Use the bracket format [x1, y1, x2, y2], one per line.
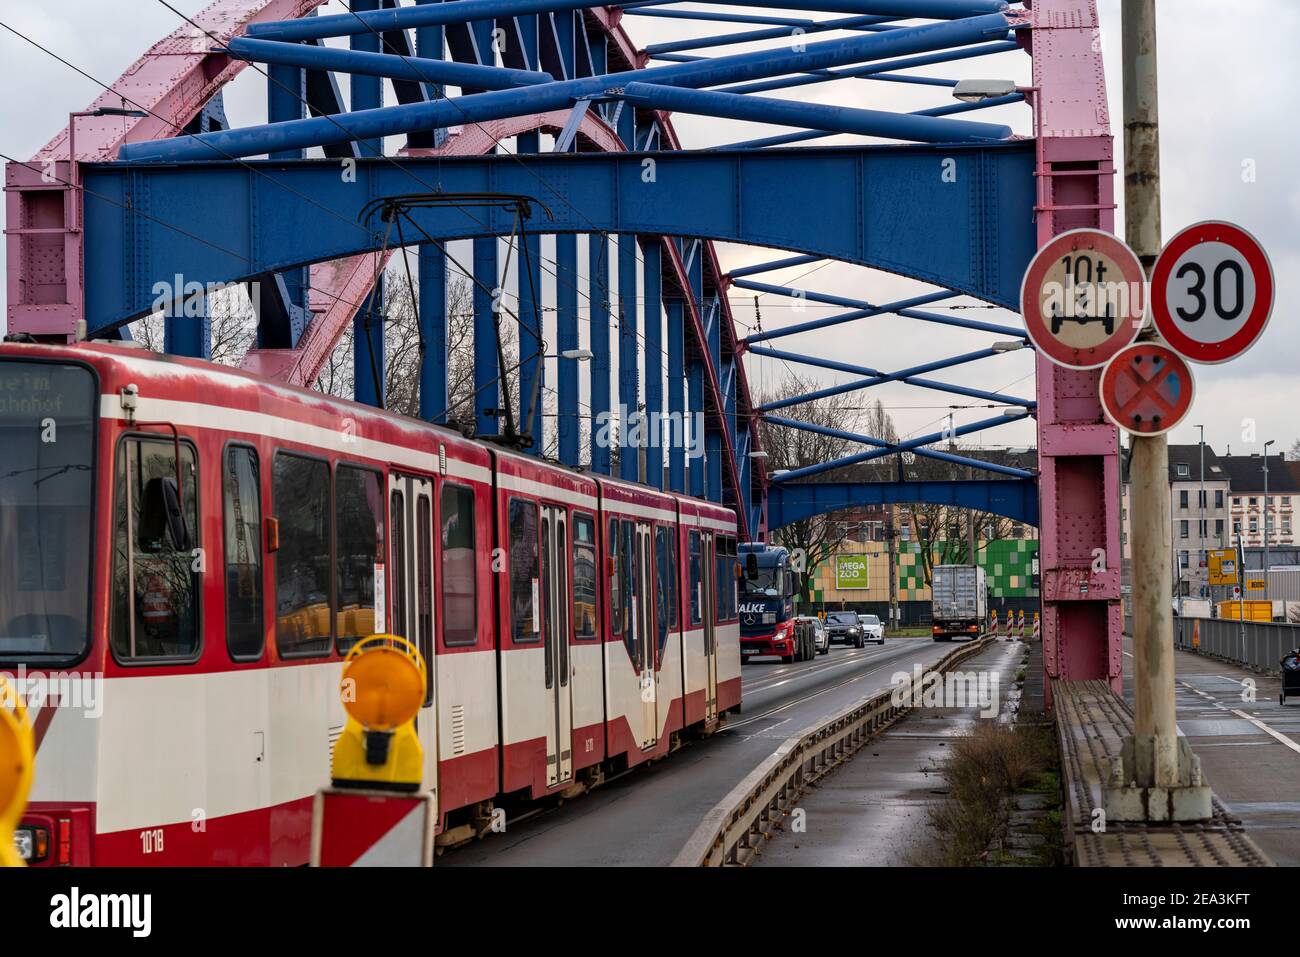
[1122, 638, 1300, 866]
[754, 638, 1029, 866]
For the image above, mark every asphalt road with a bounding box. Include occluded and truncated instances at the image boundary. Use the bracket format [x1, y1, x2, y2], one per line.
[443, 636, 956, 866]
[1122, 637, 1300, 866]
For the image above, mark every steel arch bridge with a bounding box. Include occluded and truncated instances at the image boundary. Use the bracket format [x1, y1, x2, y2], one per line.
[4, 0, 1121, 691]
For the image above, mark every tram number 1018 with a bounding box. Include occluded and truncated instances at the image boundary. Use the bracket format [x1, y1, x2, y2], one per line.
[140, 828, 165, 855]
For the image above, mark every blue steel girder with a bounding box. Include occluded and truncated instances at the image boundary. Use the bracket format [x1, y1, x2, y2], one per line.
[767, 478, 1039, 531]
[81, 142, 1035, 332]
[119, 14, 1016, 163]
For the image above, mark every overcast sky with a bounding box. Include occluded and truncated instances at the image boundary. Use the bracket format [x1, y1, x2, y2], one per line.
[1, 1, 1296, 457]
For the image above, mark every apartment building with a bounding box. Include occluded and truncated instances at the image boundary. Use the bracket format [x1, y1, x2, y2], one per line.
[1220, 453, 1300, 551]
[1120, 445, 1300, 599]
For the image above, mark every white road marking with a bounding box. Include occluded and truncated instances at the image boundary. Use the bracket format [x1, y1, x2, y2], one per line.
[742, 646, 886, 693]
[1229, 709, 1300, 757]
[1174, 679, 1300, 755]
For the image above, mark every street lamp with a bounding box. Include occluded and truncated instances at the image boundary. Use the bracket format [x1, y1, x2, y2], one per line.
[1264, 439, 1275, 604]
[991, 340, 1026, 353]
[1196, 424, 1206, 597]
[952, 79, 1018, 103]
[558, 348, 592, 361]
[68, 106, 148, 228]
[953, 80, 1047, 227]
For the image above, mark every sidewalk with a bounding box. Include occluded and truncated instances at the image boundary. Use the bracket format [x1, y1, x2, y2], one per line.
[1123, 641, 1300, 865]
[753, 639, 1027, 866]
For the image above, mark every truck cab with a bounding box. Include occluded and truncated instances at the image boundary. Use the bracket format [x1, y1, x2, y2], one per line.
[737, 544, 805, 663]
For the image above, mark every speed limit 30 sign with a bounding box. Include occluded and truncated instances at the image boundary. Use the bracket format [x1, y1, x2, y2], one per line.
[1150, 221, 1275, 364]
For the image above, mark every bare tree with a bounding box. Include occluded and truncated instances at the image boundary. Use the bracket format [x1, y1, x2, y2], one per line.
[208, 293, 256, 365]
[126, 287, 254, 363]
[756, 373, 874, 603]
[314, 269, 497, 434]
[901, 439, 1029, 585]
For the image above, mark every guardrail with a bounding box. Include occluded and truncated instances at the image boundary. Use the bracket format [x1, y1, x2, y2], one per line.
[672, 634, 995, 867]
[1175, 616, 1300, 675]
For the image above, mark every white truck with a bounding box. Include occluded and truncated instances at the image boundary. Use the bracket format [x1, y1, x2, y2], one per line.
[931, 565, 988, 641]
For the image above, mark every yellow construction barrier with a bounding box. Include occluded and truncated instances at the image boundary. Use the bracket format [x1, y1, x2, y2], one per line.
[1216, 600, 1272, 622]
[0, 674, 35, 867]
[331, 634, 426, 791]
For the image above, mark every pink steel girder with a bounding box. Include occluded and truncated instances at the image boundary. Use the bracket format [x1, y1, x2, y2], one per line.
[4, 0, 764, 534]
[1021, 0, 1124, 701]
[7, 0, 326, 340]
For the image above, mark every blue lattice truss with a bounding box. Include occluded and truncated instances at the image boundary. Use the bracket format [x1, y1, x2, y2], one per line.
[80, 0, 1042, 535]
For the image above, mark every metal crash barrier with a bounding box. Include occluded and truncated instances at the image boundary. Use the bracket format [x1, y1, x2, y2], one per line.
[1172, 617, 1300, 675]
[673, 636, 993, 867]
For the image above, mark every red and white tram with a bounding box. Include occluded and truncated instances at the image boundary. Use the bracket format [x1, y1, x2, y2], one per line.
[0, 342, 740, 866]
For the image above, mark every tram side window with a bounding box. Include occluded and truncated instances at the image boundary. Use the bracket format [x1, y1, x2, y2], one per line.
[715, 535, 737, 623]
[223, 446, 264, 661]
[654, 526, 673, 657]
[620, 520, 636, 662]
[664, 528, 678, 630]
[416, 494, 433, 705]
[390, 491, 407, 640]
[573, 514, 598, 640]
[111, 437, 200, 661]
[441, 483, 476, 647]
[688, 530, 702, 626]
[509, 498, 539, 643]
[608, 517, 622, 636]
[335, 465, 384, 653]
[274, 454, 331, 657]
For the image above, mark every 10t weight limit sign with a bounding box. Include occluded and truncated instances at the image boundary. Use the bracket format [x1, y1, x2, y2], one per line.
[1020, 229, 1146, 369]
[1151, 221, 1275, 364]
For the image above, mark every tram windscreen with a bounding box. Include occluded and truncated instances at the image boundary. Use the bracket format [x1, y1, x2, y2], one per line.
[0, 361, 96, 661]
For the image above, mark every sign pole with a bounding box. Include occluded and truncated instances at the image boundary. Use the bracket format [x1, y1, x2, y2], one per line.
[1123, 0, 1178, 789]
[1238, 533, 1247, 659]
[1103, 0, 1209, 822]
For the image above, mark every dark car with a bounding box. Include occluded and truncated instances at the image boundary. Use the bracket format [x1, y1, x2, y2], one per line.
[824, 611, 864, 648]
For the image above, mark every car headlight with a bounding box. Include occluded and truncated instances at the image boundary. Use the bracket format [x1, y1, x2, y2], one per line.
[14, 826, 48, 863]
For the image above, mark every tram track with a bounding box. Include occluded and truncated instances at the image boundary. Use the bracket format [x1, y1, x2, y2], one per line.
[741, 642, 902, 695]
[443, 636, 956, 866]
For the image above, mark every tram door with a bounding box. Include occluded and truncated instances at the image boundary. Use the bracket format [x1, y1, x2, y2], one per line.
[635, 522, 658, 748]
[540, 506, 574, 787]
[701, 531, 719, 722]
[388, 474, 439, 810]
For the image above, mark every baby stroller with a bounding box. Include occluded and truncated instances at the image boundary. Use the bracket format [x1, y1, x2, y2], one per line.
[1281, 650, 1300, 706]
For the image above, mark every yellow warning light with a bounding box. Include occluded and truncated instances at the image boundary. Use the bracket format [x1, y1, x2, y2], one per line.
[341, 635, 426, 731]
[0, 674, 35, 868]
[332, 636, 427, 792]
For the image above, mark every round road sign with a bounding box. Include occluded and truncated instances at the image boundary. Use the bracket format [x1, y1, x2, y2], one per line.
[1099, 341, 1195, 436]
[1020, 228, 1146, 369]
[1150, 221, 1274, 364]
